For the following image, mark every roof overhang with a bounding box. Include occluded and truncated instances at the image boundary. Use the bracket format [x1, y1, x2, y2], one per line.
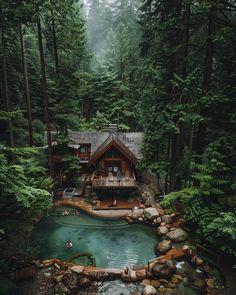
[87, 135, 138, 167]
[43, 142, 80, 150]
[68, 143, 80, 149]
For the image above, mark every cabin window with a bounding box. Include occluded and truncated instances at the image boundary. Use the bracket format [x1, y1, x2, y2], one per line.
[105, 161, 121, 175]
[79, 144, 91, 154]
[80, 146, 86, 153]
[79, 144, 91, 160]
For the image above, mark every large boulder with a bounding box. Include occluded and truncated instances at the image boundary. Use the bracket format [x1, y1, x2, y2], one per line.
[165, 228, 188, 242]
[156, 240, 172, 254]
[151, 260, 176, 279]
[142, 285, 157, 295]
[162, 215, 173, 224]
[157, 226, 169, 236]
[144, 207, 159, 220]
[132, 208, 144, 219]
[70, 265, 84, 275]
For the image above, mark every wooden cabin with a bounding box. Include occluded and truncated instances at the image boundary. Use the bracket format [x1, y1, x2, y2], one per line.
[50, 125, 143, 191]
[88, 135, 138, 189]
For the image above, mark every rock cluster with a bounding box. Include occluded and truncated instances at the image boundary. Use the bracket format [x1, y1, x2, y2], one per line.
[151, 260, 176, 279]
[126, 207, 179, 228]
[31, 257, 181, 295]
[154, 213, 189, 255]
[29, 260, 96, 295]
[141, 271, 183, 295]
[181, 244, 220, 295]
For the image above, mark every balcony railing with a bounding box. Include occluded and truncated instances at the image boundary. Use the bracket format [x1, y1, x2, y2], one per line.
[91, 172, 136, 188]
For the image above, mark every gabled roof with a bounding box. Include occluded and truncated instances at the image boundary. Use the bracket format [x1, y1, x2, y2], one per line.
[87, 135, 138, 167]
[68, 131, 143, 159]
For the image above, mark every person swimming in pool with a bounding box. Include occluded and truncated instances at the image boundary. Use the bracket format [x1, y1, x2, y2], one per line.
[65, 240, 73, 248]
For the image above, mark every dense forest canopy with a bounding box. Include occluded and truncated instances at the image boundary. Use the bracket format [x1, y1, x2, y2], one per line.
[0, 0, 236, 287]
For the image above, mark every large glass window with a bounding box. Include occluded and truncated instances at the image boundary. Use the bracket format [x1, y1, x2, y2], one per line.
[105, 161, 121, 175]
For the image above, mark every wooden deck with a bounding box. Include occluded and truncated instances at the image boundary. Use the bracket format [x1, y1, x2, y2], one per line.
[54, 198, 134, 218]
[98, 199, 139, 210]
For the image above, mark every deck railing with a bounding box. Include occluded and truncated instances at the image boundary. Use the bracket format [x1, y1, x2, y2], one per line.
[91, 174, 136, 188]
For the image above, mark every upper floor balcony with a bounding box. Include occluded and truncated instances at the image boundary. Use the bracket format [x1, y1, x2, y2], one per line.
[91, 171, 136, 189]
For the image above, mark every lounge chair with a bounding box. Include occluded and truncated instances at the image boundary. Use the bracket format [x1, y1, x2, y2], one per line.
[108, 172, 114, 182]
[124, 171, 130, 181]
[116, 169, 123, 184]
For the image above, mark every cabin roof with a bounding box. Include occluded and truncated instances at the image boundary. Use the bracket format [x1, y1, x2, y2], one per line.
[68, 131, 143, 160]
[87, 135, 138, 167]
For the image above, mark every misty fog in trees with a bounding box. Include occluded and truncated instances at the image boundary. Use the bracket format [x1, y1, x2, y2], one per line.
[0, 0, 236, 271]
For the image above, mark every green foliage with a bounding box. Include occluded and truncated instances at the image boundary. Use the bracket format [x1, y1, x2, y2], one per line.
[90, 111, 110, 131]
[0, 145, 52, 210]
[32, 119, 45, 145]
[0, 0, 88, 143]
[61, 154, 81, 184]
[0, 145, 52, 254]
[161, 187, 199, 209]
[161, 140, 236, 258]
[148, 161, 169, 178]
[204, 212, 236, 256]
[162, 189, 236, 257]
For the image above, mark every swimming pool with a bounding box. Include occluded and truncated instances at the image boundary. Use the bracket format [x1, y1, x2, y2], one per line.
[31, 206, 157, 268]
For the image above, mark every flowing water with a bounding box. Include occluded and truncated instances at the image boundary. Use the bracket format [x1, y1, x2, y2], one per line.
[31, 206, 157, 268]
[176, 261, 206, 295]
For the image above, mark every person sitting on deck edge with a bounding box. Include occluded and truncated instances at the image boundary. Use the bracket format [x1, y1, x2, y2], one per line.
[109, 199, 117, 207]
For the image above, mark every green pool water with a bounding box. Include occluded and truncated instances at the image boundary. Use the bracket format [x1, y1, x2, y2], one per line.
[31, 206, 157, 268]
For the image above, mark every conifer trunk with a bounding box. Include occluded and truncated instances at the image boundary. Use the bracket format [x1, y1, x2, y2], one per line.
[169, 132, 180, 191]
[165, 133, 171, 193]
[50, 0, 59, 75]
[196, 7, 215, 154]
[182, 0, 190, 80]
[37, 18, 54, 177]
[19, 21, 33, 146]
[168, 1, 183, 192]
[1, 4, 13, 146]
